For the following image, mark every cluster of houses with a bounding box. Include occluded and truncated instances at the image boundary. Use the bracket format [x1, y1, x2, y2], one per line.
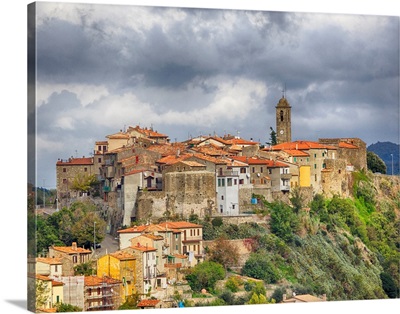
[56, 96, 367, 233]
[38, 95, 365, 312]
[30, 221, 204, 312]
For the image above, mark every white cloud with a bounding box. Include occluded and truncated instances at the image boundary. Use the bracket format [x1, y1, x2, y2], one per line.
[37, 83, 109, 107]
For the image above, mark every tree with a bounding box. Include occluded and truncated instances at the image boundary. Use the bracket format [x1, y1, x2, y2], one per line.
[367, 151, 387, 174]
[71, 173, 99, 193]
[55, 303, 82, 312]
[247, 292, 269, 304]
[269, 201, 300, 242]
[242, 252, 280, 283]
[269, 127, 277, 146]
[207, 236, 240, 270]
[185, 261, 225, 292]
[35, 280, 51, 310]
[289, 186, 304, 213]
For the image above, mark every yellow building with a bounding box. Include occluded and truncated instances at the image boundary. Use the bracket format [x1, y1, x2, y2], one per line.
[299, 165, 311, 187]
[35, 274, 64, 311]
[97, 251, 137, 305]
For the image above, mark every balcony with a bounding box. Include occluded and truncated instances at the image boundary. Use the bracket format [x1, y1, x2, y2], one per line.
[281, 173, 292, 180]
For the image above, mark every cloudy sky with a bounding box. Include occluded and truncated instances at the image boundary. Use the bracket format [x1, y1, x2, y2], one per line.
[29, 1, 399, 189]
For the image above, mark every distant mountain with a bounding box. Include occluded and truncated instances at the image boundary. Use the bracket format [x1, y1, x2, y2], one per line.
[367, 141, 399, 175]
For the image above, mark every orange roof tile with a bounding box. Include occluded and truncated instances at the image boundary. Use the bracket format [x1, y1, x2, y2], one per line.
[106, 131, 130, 139]
[84, 275, 121, 286]
[56, 157, 93, 166]
[338, 142, 359, 149]
[52, 243, 91, 254]
[156, 154, 191, 165]
[271, 141, 337, 151]
[225, 138, 259, 145]
[130, 244, 157, 252]
[282, 149, 310, 157]
[110, 251, 136, 260]
[129, 126, 169, 138]
[137, 299, 160, 307]
[36, 257, 63, 265]
[158, 221, 203, 229]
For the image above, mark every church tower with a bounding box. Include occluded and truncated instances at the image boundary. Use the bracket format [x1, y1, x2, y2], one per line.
[275, 95, 292, 144]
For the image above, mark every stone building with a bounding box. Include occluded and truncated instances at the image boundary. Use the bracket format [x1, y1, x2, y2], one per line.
[56, 157, 95, 207]
[48, 242, 92, 276]
[275, 95, 292, 144]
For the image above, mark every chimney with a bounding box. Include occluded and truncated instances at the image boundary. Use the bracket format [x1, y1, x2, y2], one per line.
[72, 242, 77, 250]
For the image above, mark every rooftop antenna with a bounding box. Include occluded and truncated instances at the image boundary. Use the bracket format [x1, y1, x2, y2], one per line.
[282, 83, 286, 98]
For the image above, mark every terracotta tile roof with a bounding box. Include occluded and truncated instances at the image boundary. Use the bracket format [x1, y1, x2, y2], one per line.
[117, 225, 149, 234]
[179, 160, 206, 167]
[147, 143, 186, 156]
[52, 242, 91, 254]
[95, 141, 108, 145]
[172, 254, 188, 259]
[225, 138, 259, 145]
[52, 280, 64, 287]
[156, 154, 191, 165]
[191, 153, 229, 165]
[124, 169, 145, 176]
[84, 275, 121, 286]
[230, 156, 271, 165]
[36, 257, 63, 265]
[190, 145, 229, 157]
[129, 126, 168, 138]
[142, 234, 164, 241]
[137, 299, 160, 307]
[106, 131, 130, 139]
[109, 250, 136, 261]
[130, 244, 157, 252]
[338, 141, 359, 149]
[282, 149, 310, 157]
[158, 221, 203, 229]
[271, 141, 337, 151]
[36, 274, 52, 281]
[56, 157, 93, 166]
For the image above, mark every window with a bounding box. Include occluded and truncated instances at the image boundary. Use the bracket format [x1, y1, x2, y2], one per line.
[260, 167, 263, 173]
[240, 167, 246, 173]
[268, 169, 272, 174]
[314, 164, 317, 169]
[220, 205, 223, 213]
[221, 195, 224, 200]
[314, 154, 317, 158]
[103, 145, 107, 152]
[232, 204, 235, 209]
[227, 178, 232, 186]
[63, 179, 67, 184]
[98, 145, 101, 151]
[294, 157, 297, 162]
[63, 168, 66, 173]
[73, 255, 77, 263]
[315, 174, 317, 181]
[252, 167, 255, 173]
[221, 179, 225, 186]
[84, 167, 87, 172]
[239, 179, 244, 185]
[280, 110, 284, 122]
[234, 179, 237, 185]
[98, 157, 102, 163]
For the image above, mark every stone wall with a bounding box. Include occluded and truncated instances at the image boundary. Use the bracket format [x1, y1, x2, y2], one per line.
[136, 171, 217, 222]
[321, 158, 351, 198]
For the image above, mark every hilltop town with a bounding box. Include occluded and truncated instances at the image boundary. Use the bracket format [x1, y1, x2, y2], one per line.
[30, 96, 399, 312]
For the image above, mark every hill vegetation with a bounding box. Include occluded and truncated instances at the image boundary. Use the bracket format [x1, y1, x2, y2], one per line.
[189, 169, 400, 303]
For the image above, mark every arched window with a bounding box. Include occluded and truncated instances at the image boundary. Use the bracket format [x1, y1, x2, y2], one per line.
[280, 110, 284, 122]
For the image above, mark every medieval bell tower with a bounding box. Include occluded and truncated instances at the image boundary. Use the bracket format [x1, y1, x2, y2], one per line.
[275, 95, 292, 144]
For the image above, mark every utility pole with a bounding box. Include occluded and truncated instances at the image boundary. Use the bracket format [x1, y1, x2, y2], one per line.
[94, 221, 96, 252]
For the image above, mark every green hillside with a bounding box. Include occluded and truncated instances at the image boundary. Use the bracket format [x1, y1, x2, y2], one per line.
[198, 170, 400, 301]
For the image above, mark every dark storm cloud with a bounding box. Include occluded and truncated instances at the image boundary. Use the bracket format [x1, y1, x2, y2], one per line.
[34, 2, 399, 188]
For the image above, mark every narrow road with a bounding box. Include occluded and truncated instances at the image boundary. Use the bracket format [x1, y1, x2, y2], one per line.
[95, 233, 119, 257]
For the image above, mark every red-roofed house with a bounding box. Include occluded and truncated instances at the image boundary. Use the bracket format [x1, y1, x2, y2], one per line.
[34, 274, 64, 311]
[56, 157, 95, 205]
[137, 299, 162, 309]
[48, 242, 92, 276]
[84, 275, 122, 311]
